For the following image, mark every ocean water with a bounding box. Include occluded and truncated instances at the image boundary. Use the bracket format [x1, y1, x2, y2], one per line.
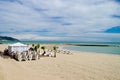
[1, 41, 120, 55]
[59, 42, 120, 55]
[62, 46, 120, 55]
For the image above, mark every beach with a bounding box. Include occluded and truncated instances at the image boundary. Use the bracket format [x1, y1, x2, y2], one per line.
[0, 44, 120, 80]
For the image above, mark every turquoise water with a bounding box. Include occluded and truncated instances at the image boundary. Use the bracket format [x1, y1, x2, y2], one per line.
[62, 46, 120, 55]
[1, 41, 120, 55]
[1, 41, 120, 45]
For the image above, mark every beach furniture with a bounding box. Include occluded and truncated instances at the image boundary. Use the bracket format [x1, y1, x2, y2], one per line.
[21, 51, 28, 61]
[27, 51, 33, 61]
[30, 51, 39, 60]
[15, 51, 22, 61]
[39, 49, 53, 57]
[44, 51, 53, 57]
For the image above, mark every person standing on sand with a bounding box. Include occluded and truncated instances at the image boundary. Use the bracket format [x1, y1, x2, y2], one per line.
[53, 46, 58, 57]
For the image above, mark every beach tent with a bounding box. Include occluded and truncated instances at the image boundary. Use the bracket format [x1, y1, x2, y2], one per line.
[8, 42, 29, 53]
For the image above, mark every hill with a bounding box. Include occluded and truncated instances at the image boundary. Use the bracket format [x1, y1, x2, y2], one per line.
[0, 36, 20, 43]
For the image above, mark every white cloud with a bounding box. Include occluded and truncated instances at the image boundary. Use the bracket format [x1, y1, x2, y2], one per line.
[0, 0, 120, 42]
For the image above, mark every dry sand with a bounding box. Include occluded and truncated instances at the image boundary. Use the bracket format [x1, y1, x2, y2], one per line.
[0, 44, 120, 80]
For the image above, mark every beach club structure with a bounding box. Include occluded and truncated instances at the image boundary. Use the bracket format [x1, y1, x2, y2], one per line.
[8, 42, 39, 61]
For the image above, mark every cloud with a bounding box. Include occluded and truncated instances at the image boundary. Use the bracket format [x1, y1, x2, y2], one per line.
[0, 0, 120, 42]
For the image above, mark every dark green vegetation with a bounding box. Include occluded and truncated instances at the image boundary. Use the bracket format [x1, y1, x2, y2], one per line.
[66, 44, 120, 47]
[0, 36, 20, 42]
[32, 44, 40, 52]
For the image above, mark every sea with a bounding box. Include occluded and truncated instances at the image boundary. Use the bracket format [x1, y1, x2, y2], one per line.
[1, 41, 120, 55]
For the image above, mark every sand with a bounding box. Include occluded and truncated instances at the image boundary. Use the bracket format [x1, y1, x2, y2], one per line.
[0, 44, 120, 80]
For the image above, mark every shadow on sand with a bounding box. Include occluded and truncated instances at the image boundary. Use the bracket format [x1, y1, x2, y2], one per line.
[0, 51, 12, 59]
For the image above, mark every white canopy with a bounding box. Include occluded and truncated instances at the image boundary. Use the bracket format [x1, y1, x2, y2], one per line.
[9, 42, 27, 47]
[8, 42, 29, 53]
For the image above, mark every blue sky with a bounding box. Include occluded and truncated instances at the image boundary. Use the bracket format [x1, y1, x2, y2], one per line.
[0, 0, 120, 42]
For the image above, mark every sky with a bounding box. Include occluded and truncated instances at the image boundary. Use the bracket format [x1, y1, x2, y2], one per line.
[0, 0, 120, 42]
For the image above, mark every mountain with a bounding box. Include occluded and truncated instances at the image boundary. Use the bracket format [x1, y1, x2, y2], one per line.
[0, 36, 20, 42]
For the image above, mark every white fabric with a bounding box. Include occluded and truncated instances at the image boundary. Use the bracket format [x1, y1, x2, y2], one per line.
[44, 52, 53, 57]
[8, 42, 29, 53]
[9, 42, 27, 46]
